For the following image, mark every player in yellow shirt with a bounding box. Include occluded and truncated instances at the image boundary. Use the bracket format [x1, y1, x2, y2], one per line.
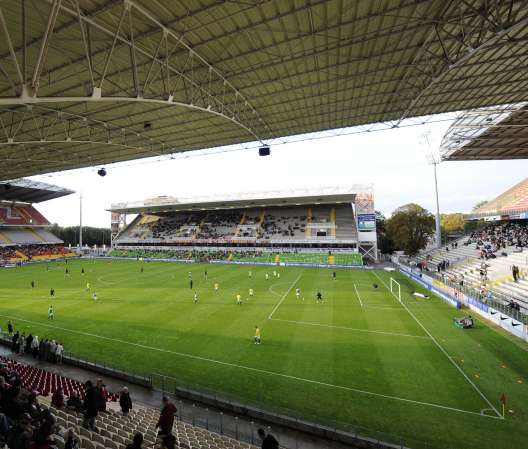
[214, 282, 219, 292]
[249, 288, 254, 298]
[254, 325, 261, 345]
[236, 293, 242, 305]
[86, 282, 90, 291]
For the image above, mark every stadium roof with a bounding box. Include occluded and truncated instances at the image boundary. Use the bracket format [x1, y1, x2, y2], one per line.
[1, 0, 528, 180]
[440, 102, 528, 160]
[109, 185, 370, 213]
[0, 178, 74, 203]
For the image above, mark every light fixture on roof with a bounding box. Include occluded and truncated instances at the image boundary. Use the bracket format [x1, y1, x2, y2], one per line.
[259, 145, 270, 156]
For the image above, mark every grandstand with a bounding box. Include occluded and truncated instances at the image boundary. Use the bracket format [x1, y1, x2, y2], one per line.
[418, 178, 528, 314]
[0, 179, 76, 263]
[110, 186, 376, 263]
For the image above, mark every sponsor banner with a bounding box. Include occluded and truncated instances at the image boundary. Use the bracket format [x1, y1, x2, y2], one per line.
[433, 279, 466, 302]
[357, 213, 376, 231]
[210, 260, 365, 269]
[484, 215, 501, 222]
[398, 265, 461, 309]
[397, 263, 528, 342]
[487, 307, 526, 342]
[90, 256, 194, 263]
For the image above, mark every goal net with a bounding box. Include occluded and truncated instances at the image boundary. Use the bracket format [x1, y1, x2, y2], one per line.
[390, 277, 402, 302]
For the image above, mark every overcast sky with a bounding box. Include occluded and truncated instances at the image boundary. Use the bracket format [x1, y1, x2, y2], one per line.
[31, 115, 527, 228]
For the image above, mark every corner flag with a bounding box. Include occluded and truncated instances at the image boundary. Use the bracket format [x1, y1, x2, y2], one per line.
[500, 392, 507, 418]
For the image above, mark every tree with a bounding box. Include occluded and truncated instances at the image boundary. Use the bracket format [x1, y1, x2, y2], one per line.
[386, 203, 435, 255]
[375, 211, 396, 254]
[472, 200, 488, 211]
[441, 213, 465, 233]
[50, 224, 111, 246]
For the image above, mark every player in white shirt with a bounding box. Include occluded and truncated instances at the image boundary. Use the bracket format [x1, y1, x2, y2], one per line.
[265, 273, 269, 280]
[296, 288, 301, 300]
[273, 270, 277, 277]
[248, 270, 252, 279]
[48, 305, 54, 320]
[92, 292, 98, 301]
[194, 291, 199, 303]
[249, 288, 254, 297]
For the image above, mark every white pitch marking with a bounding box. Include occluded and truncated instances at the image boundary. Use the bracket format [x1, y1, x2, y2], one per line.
[270, 318, 429, 339]
[267, 281, 296, 298]
[353, 283, 363, 307]
[372, 271, 503, 419]
[267, 273, 302, 319]
[0, 313, 500, 420]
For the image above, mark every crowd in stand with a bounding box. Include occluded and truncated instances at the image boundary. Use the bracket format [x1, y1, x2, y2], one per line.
[22, 245, 72, 260]
[260, 214, 306, 239]
[0, 245, 72, 264]
[0, 247, 18, 263]
[465, 222, 528, 256]
[125, 207, 322, 243]
[8, 329, 64, 365]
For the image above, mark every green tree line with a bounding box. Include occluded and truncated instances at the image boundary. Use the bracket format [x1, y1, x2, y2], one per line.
[377, 200, 487, 256]
[50, 224, 111, 247]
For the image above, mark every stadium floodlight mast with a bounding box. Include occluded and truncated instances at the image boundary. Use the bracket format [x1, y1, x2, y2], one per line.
[421, 132, 442, 249]
[79, 191, 83, 251]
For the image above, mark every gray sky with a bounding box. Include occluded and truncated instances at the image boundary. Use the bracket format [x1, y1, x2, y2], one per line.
[32, 116, 527, 228]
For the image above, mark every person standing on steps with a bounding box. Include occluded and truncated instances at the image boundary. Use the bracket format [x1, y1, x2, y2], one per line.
[258, 428, 279, 449]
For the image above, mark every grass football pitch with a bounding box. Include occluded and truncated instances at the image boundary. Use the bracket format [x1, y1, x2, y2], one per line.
[1, 259, 527, 449]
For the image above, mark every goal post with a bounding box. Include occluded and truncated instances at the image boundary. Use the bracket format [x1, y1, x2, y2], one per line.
[390, 277, 402, 302]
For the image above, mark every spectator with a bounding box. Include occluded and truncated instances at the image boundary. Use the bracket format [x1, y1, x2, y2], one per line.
[156, 396, 177, 436]
[66, 391, 83, 413]
[12, 330, 19, 352]
[95, 378, 107, 413]
[51, 387, 64, 409]
[19, 333, 26, 355]
[126, 432, 144, 449]
[35, 408, 56, 444]
[55, 342, 64, 364]
[82, 380, 98, 431]
[119, 386, 133, 417]
[64, 429, 80, 449]
[26, 333, 33, 353]
[7, 413, 34, 449]
[160, 433, 176, 449]
[49, 340, 57, 363]
[31, 335, 40, 358]
[258, 428, 279, 449]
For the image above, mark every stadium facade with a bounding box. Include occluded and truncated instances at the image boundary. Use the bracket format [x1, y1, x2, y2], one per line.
[109, 186, 377, 262]
[0, 178, 75, 263]
[464, 177, 528, 221]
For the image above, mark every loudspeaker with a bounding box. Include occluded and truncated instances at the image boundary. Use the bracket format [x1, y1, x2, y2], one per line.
[97, 168, 107, 177]
[259, 146, 270, 156]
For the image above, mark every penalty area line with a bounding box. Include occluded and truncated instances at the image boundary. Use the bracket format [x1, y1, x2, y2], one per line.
[270, 318, 429, 339]
[267, 273, 302, 319]
[353, 283, 363, 307]
[372, 271, 503, 420]
[0, 313, 499, 420]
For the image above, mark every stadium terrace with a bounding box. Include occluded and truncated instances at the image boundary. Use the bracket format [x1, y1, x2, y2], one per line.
[108, 186, 377, 262]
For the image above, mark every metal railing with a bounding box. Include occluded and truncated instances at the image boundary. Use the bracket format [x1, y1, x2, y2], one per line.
[151, 373, 443, 449]
[400, 262, 528, 324]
